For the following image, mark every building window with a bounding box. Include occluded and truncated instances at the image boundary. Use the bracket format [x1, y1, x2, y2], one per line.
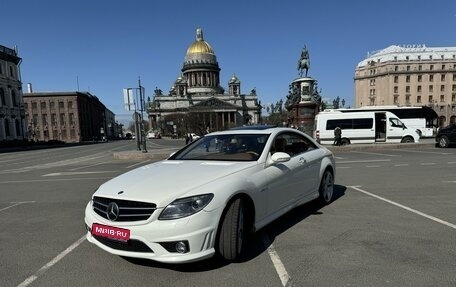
[9, 66, 14, 78]
[430, 64, 434, 70]
[42, 114, 47, 126]
[394, 65, 398, 71]
[394, 86, 398, 93]
[15, 119, 21, 136]
[430, 55, 433, 60]
[452, 94, 456, 102]
[418, 75, 422, 82]
[441, 85, 445, 92]
[406, 75, 410, 82]
[40, 102, 46, 109]
[59, 102, 64, 109]
[442, 64, 446, 70]
[418, 65, 422, 71]
[394, 76, 399, 83]
[51, 114, 57, 126]
[394, 95, 399, 104]
[0, 88, 5, 106]
[394, 57, 398, 61]
[429, 85, 434, 92]
[50, 101, 55, 109]
[406, 65, 410, 71]
[452, 85, 456, 92]
[429, 95, 433, 103]
[4, 119, 10, 136]
[370, 89, 376, 96]
[430, 75, 434, 82]
[11, 90, 17, 106]
[418, 56, 421, 60]
[440, 95, 445, 102]
[417, 85, 422, 92]
[417, 95, 422, 103]
[60, 113, 66, 126]
[405, 95, 410, 104]
[406, 86, 410, 93]
[370, 79, 375, 86]
[69, 113, 75, 125]
[31, 102, 37, 109]
[68, 101, 73, 109]
[441, 74, 445, 81]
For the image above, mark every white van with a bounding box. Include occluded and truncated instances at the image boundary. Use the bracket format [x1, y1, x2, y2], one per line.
[314, 110, 420, 145]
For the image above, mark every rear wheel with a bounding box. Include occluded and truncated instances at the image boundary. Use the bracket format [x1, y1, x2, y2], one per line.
[217, 198, 245, 261]
[340, 138, 350, 145]
[319, 169, 334, 204]
[438, 136, 449, 148]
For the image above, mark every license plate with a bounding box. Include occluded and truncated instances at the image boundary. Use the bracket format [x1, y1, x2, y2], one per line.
[91, 223, 130, 242]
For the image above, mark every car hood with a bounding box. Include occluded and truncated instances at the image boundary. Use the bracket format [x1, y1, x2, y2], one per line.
[94, 160, 256, 207]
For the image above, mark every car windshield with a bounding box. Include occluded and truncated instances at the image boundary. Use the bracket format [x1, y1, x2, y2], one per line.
[170, 134, 269, 161]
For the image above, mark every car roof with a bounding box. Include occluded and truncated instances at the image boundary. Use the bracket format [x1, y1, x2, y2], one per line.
[208, 126, 303, 136]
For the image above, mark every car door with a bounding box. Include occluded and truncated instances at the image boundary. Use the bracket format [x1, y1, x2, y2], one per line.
[266, 132, 321, 215]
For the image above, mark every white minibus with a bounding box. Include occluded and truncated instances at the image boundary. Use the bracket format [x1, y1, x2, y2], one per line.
[314, 110, 420, 145]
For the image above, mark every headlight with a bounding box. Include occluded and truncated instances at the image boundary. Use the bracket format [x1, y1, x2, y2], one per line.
[159, 193, 214, 220]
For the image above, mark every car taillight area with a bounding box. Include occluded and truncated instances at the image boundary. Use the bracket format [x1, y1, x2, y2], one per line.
[92, 196, 157, 222]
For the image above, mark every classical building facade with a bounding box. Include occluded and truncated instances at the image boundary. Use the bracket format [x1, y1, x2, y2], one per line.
[355, 45, 456, 126]
[23, 88, 118, 143]
[0, 44, 26, 142]
[147, 28, 261, 135]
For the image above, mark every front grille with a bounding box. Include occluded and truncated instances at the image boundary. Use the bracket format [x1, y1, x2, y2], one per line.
[93, 235, 153, 253]
[92, 196, 156, 222]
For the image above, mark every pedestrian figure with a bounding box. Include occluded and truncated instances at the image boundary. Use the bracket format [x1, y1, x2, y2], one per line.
[185, 133, 190, 145]
[334, 126, 342, 146]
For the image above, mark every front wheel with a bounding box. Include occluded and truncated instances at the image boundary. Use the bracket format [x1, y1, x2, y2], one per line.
[401, 136, 414, 143]
[438, 136, 449, 148]
[318, 169, 334, 204]
[217, 198, 245, 261]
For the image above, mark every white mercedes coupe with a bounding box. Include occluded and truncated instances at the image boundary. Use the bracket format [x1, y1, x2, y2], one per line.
[84, 126, 336, 263]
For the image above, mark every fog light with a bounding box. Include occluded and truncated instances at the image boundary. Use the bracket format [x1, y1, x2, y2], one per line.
[175, 241, 187, 254]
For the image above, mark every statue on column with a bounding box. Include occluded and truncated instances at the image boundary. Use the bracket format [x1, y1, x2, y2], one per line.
[297, 45, 310, 77]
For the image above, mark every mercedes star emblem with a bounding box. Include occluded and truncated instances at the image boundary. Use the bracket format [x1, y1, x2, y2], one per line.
[106, 202, 120, 221]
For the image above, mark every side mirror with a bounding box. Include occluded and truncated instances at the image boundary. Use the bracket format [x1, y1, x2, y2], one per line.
[271, 152, 291, 163]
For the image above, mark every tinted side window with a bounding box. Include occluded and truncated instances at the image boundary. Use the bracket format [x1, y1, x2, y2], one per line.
[326, 119, 352, 130]
[272, 132, 316, 156]
[353, 118, 373, 129]
[327, 118, 373, 129]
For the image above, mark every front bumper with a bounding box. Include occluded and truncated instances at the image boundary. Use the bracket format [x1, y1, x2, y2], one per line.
[84, 202, 223, 264]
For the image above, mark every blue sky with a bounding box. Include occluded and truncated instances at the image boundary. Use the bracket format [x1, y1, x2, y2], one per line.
[2, 0, 455, 125]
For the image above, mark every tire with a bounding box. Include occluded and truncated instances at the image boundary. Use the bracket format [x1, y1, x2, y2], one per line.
[401, 136, 414, 143]
[318, 169, 334, 204]
[217, 198, 245, 261]
[438, 136, 449, 148]
[340, 138, 350, 145]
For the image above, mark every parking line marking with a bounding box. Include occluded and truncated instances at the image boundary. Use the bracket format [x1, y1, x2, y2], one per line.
[349, 186, 456, 230]
[126, 159, 152, 169]
[420, 163, 436, 166]
[394, 164, 409, 167]
[351, 151, 400, 157]
[337, 159, 391, 164]
[17, 235, 86, 287]
[0, 201, 35, 212]
[263, 234, 291, 287]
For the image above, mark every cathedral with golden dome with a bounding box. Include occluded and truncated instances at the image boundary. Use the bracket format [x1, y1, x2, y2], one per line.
[147, 28, 261, 136]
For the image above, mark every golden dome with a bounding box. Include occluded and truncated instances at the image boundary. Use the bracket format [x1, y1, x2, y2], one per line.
[186, 28, 214, 55]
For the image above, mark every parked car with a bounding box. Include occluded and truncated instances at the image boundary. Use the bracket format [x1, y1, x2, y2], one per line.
[84, 126, 336, 263]
[435, 123, 456, 148]
[147, 130, 161, 139]
[189, 133, 200, 140]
